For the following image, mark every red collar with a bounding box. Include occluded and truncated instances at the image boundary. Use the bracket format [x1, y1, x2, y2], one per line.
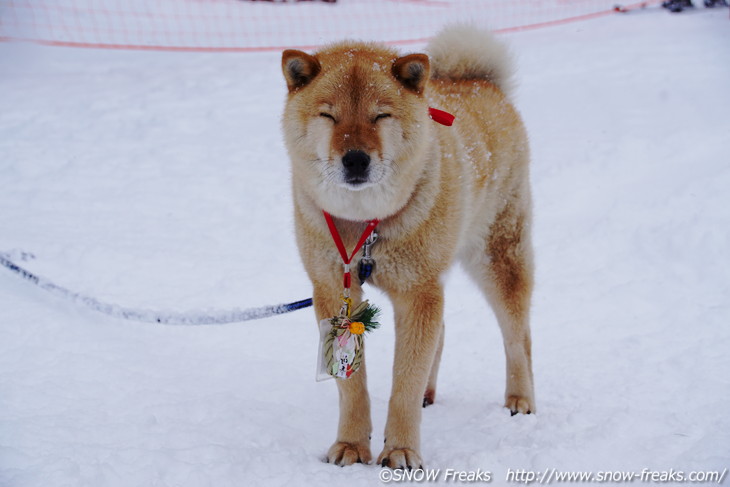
[428, 107, 455, 126]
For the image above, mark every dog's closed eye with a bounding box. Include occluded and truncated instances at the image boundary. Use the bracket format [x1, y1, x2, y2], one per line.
[373, 113, 391, 123]
[319, 112, 337, 123]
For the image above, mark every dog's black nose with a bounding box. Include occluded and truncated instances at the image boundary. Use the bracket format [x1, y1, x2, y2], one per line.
[342, 150, 370, 183]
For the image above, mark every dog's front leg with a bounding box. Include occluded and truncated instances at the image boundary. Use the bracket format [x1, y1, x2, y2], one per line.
[378, 281, 444, 469]
[313, 284, 373, 466]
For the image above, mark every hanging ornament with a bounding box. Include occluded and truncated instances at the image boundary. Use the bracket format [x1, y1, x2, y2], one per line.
[316, 212, 380, 381]
[317, 300, 380, 380]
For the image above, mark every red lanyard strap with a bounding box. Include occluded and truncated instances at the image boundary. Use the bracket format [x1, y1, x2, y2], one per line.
[323, 211, 379, 290]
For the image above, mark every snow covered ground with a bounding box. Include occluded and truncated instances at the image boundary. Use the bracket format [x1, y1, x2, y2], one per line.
[1, 4, 729, 487]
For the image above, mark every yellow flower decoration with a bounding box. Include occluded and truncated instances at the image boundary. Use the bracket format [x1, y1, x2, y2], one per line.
[349, 321, 365, 335]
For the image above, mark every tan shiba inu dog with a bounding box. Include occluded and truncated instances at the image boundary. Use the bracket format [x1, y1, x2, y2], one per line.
[281, 24, 535, 469]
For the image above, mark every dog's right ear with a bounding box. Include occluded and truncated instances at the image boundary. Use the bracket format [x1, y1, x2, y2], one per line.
[282, 50, 321, 93]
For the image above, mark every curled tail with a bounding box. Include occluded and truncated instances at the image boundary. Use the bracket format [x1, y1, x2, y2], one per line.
[426, 24, 515, 97]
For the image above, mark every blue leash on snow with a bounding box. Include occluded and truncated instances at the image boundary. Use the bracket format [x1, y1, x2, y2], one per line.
[0, 252, 312, 325]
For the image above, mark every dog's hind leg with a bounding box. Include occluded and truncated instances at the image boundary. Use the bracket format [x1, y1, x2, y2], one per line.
[423, 320, 444, 407]
[465, 202, 536, 415]
[313, 284, 373, 466]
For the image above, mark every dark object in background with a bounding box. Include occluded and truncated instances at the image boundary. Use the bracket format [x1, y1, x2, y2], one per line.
[662, 0, 727, 11]
[663, 0, 695, 12]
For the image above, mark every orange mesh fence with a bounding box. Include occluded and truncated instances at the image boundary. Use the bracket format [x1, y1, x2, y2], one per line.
[0, 0, 660, 52]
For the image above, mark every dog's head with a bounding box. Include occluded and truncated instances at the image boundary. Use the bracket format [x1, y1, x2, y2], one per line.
[281, 42, 433, 221]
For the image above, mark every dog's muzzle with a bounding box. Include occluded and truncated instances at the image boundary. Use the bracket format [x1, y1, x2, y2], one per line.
[342, 150, 370, 185]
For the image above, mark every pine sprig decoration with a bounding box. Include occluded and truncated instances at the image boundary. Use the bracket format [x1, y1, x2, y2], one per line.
[349, 300, 380, 333]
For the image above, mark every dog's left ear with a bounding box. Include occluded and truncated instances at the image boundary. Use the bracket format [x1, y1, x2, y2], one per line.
[282, 50, 321, 93]
[392, 54, 430, 95]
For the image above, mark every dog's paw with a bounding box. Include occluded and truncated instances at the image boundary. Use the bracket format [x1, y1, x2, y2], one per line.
[505, 395, 534, 416]
[377, 448, 423, 470]
[422, 388, 435, 408]
[327, 441, 372, 466]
